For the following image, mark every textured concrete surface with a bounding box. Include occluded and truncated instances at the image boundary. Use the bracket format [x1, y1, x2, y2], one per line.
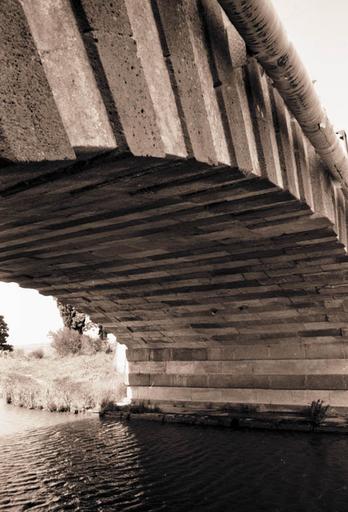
[2, 0, 348, 414]
[0, 0, 74, 162]
[21, 0, 117, 155]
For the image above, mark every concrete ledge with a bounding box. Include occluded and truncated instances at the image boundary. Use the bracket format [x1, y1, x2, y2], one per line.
[102, 408, 348, 434]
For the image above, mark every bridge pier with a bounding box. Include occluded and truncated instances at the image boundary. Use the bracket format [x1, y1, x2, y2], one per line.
[127, 345, 348, 415]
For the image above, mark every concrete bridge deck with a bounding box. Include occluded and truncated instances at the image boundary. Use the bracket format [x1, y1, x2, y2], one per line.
[2, 0, 348, 413]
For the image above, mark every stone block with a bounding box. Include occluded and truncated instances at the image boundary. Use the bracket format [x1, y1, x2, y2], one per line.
[0, 0, 74, 162]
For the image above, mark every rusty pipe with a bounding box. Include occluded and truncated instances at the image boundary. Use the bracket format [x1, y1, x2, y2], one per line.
[217, 0, 348, 189]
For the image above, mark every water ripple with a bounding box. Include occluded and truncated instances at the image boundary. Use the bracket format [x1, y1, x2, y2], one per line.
[1, 411, 348, 511]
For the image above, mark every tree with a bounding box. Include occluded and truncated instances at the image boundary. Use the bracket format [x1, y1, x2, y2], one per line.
[52, 302, 112, 357]
[56, 301, 87, 335]
[56, 300, 108, 340]
[0, 315, 13, 352]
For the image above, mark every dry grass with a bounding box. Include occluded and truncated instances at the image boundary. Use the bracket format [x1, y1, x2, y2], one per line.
[0, 351, 126, 413]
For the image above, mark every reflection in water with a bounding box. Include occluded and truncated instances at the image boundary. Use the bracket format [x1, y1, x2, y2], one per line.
[1, 402, 348, 511]
[0, 400, 84, 436]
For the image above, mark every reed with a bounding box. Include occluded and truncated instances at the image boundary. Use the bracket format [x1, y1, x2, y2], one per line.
[0, 351, 126, 413]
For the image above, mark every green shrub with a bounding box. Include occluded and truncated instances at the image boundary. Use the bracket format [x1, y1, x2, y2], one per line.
[307, 399, 330, 426]
[47, 401, 58, 412]
[50, 327, 82, 356]
[80, 335, 103, 355]
[29, 348, 44, 359]
[49, 327, 110, 356]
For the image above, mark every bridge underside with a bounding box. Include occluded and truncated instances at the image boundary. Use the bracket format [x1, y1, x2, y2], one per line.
[2, 152, 348, 413]
[2, 0, 348, 414]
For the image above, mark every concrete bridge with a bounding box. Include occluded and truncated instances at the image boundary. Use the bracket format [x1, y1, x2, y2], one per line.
[2, 0, 348, 415]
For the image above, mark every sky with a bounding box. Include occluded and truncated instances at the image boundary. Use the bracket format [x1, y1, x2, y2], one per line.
[275, 0, 348, 131]
[0, 1, 348, 347]
[0, 283, 62, 347]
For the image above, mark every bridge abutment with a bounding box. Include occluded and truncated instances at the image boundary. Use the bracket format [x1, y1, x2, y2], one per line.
[127, 343, 348, 415]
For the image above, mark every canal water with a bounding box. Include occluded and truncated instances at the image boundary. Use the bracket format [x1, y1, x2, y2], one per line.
[1, 401, 348, 511]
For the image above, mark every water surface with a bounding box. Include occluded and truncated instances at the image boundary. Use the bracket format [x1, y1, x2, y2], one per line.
[0, 399, 84, 436]
[1, 402, 348, 511]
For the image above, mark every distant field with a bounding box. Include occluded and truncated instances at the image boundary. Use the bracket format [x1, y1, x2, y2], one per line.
[0, 351, 126, 413]
[14, 343, 53, 354]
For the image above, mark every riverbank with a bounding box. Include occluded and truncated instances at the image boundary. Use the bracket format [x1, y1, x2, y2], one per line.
[102, 402, 348, 434]
[0, 351, 126, 413]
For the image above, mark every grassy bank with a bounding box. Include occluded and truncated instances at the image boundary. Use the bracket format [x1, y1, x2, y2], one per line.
[0, 351, 126, 413]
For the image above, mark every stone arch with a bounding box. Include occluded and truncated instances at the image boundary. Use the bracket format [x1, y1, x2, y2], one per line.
[1, 0, 348, 414]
